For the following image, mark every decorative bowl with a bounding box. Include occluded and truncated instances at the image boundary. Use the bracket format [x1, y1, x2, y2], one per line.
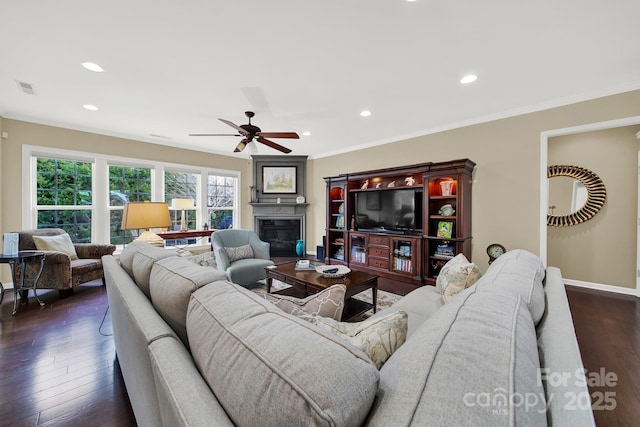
[315, 265, 351, 278]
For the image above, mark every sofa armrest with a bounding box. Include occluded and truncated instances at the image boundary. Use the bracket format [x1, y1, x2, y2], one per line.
[74, 243, 116, 259]
[40, 251, 72, 265]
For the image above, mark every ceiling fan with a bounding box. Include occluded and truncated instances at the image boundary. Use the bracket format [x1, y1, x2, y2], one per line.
[189, 111, 299, 154]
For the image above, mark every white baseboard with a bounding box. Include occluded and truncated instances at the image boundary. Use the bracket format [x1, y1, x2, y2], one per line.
[564, 278, 638, 297]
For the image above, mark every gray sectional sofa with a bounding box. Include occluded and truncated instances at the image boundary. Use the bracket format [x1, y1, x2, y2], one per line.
[103, 242, 595, 426]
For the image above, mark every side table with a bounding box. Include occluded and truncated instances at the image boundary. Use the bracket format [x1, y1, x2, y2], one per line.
[0, 251, 46, 315]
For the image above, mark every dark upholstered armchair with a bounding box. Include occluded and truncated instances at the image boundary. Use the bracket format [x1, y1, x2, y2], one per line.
[14, 228, 116, 297]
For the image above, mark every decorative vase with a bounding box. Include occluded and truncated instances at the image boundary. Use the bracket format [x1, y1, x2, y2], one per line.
[439, 180, 454, 196]
[296, 240, 305, 257]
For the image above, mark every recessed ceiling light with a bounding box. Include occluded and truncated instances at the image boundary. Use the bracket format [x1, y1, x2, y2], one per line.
[83, 104, 99, 111]
[302, 131, 311, 136]
[460, 74, 478, 84]
[360, 110, 372, 117]
[81, 62, 104, 72]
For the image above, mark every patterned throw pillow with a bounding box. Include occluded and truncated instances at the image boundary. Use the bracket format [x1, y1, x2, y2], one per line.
[184, 251, 217, 268]
[435, 253, 482, 303]
[224, 244, 254, 263]
[264, 285, 346, 321]
[32, 233, 79, 260]
[301, 311, 408, 369]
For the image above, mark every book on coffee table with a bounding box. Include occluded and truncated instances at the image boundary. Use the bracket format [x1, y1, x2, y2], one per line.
[294, 260, 322, 271]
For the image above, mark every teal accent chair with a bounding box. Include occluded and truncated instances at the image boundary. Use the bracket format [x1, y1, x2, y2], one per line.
[211, 229, 274, 286]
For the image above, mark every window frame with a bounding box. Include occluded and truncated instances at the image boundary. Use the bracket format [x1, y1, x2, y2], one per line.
[23, 145, 241, 245]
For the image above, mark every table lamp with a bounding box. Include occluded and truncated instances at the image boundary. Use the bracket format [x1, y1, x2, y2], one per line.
[121, 201, 171, 247]
[171, 198, 194, 232]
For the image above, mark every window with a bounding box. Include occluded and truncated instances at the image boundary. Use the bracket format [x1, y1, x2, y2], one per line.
[109, 164, 152, 245]
[25, 146, 241, 248]
[36, 157, 93, 242]
[208, 175, 236, 229]
[165, 170, 198, 231]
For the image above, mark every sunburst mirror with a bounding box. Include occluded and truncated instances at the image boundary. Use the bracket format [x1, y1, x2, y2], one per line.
[547, 165, 606, 227]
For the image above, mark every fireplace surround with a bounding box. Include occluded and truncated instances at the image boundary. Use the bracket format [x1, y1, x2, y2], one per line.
[251, 155, 308, 257]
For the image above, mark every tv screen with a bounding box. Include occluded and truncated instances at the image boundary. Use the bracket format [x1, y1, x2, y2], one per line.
[355, 189, 422, 233]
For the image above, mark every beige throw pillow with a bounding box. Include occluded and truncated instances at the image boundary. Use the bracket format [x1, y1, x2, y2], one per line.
[264, 284, 346, 321]
[436, 253, 482, 303]
[32, 233, 78, 260]
[301, 310, 408, 369]
[224, 244, 254, 263]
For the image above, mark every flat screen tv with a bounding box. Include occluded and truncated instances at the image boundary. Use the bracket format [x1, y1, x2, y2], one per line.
[354, 188, 423, 234]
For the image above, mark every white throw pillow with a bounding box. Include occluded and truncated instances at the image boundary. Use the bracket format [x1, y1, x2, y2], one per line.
[32, 233, 78, 260]
[435, 253, 482, 303]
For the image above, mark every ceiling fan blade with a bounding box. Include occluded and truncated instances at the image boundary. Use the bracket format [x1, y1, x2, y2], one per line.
[219, 118, 249, 136]
[257, 132, 300, 139]
[234, 138, 250, 152]
[257, 136, 292, 154]
[189, 133, 241, 137]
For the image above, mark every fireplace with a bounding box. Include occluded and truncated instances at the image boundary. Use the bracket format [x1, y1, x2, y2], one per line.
[256, 218, 302, 257]
[250, 155, 308, 257]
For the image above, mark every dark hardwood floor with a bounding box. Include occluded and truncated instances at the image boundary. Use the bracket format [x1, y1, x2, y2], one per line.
[1, 278, 637, 426]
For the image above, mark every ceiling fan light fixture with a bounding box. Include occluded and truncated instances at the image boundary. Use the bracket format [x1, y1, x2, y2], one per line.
[360, 110, 372, 117]
[302, 131, 311, 136]
[248, 141, 258, 154]
[83, 104, 99, 111]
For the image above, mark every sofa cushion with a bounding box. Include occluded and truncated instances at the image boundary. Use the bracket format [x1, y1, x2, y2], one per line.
[474, 249, 546, 325]
[150, 257, 228, 345]
[435, 253, 482, 302]
[301, 310, 408, 369]
[367, 287, 547, 426]
[263, 284, 346, 320]
[187, 282, 379, 427]
[32, 233, 78, 260]
[118, 240, 152, 277]
[131, 247, 179, 298]
[224, 243, 254, 262]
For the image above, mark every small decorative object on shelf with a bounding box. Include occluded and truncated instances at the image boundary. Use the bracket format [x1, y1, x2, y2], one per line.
[296, 195, 306, 203]
[296, 239, 305, 257]
[335, 215, 344, 228]
[361, 180, 369, 189]
[203, 223, 209, 230]
[436, 221, 453, 239]
[435, 243, 455, 257]
[438, 204, 455, 216]
[405, 176, 416, 186]
[440, 180, 454, 196]
[387, 180, 396, 188]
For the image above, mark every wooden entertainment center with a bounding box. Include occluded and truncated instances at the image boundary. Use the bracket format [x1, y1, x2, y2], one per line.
[324, 159, 475, 286]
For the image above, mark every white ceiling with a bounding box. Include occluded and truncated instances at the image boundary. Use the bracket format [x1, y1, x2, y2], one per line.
[2, 0, 640, 159]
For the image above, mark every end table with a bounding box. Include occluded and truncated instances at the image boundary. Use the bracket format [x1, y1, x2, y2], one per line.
[0, 251, 46, 315]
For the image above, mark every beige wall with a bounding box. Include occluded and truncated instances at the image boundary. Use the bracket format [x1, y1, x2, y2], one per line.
[307, 90, 640, 283]
[3, 89, 640, 288]
[547, 126, 640, 288]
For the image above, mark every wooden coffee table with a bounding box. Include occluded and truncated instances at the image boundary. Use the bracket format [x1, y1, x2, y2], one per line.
[265, 261, 378, 321]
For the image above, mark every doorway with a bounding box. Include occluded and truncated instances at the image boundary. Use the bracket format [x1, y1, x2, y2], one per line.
[540, 117, 640, 296]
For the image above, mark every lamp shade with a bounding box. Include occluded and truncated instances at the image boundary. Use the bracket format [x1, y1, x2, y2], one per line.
[121, 202, 171, 230]
[171, 198, 195, 210]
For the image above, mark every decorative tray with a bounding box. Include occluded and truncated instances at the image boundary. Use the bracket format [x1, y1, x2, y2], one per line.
[315, 265, 351, 278]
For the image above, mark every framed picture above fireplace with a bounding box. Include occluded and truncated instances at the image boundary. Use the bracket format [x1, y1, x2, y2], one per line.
[262, 166, 297, 193]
